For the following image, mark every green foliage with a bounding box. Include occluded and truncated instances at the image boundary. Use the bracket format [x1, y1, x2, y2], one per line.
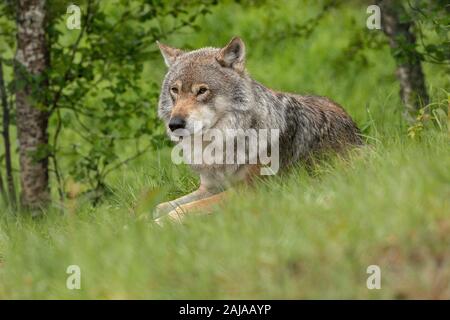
[47, 1, 215, 197]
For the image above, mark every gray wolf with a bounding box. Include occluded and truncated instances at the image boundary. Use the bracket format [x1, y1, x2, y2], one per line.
[155, 37, 362, 224]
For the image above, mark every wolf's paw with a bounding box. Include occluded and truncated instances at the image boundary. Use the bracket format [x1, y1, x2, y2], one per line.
[154, 208, 184, 226]
[154, 201, 178, 218]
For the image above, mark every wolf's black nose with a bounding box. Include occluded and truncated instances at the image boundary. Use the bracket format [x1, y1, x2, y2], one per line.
[168, 116, 186, 131]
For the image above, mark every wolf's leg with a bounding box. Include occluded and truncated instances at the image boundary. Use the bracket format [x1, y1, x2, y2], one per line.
[155, 192, 227, 224]
[154, 186, 216, 217]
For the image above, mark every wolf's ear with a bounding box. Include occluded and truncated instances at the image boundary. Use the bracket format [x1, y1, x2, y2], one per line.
[216, 37, 246, 72]
[157, 41, 183, 67]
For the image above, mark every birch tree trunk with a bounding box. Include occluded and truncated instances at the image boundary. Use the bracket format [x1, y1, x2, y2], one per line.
[377, 0, 429, 121]
[0, 59, 16, 207]
[14, 0, 50, 209]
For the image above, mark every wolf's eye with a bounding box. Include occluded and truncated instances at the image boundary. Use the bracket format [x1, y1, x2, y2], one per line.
[197, 87, 208, 96]
[170, 87, 178, 94]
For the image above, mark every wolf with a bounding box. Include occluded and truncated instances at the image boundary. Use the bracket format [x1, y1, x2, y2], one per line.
[154, 37, 362, 224]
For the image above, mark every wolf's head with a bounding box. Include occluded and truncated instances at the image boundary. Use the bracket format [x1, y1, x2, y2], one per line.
[157, 37, 252, 137]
